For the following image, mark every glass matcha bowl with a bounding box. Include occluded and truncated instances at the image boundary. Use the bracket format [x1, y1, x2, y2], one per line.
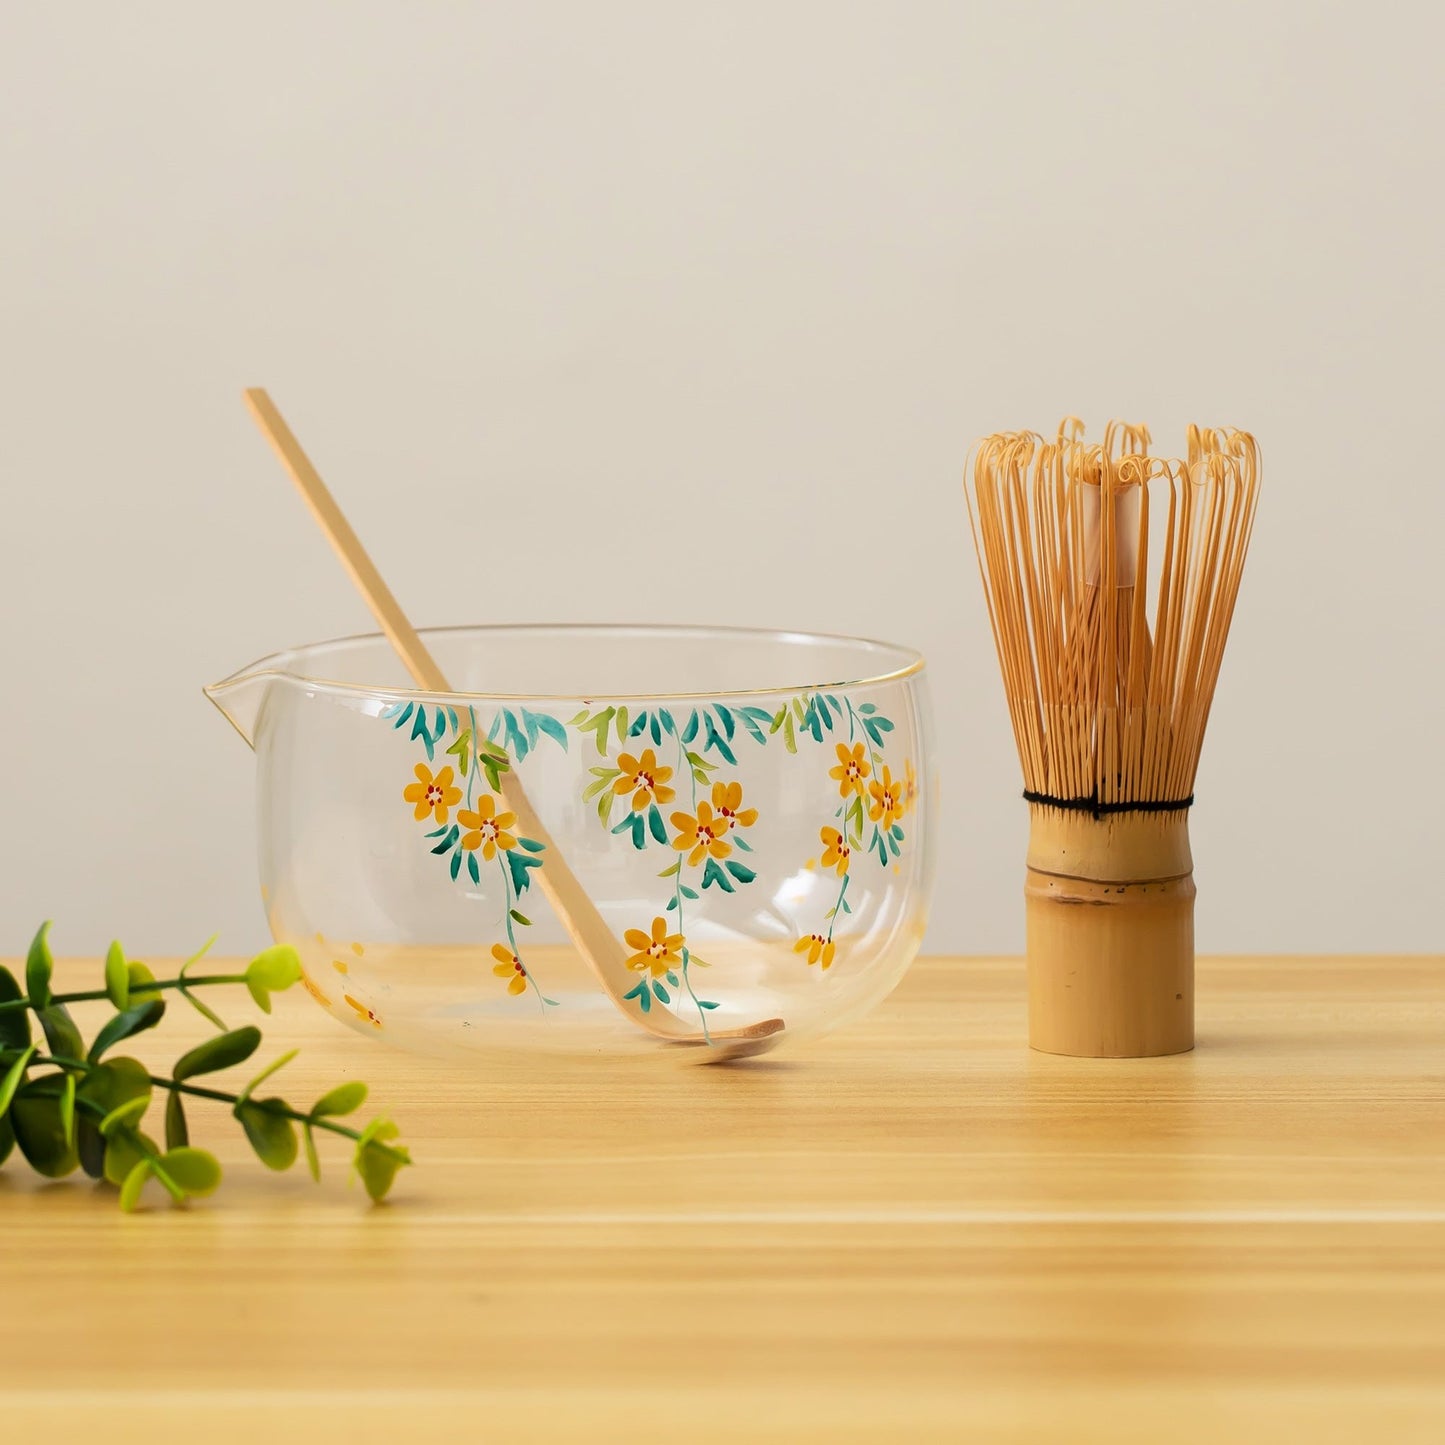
[207, 624, 933, 1062]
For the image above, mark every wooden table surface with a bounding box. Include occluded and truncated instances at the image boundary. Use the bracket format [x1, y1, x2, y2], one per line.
[3, 954, 1443, 1442]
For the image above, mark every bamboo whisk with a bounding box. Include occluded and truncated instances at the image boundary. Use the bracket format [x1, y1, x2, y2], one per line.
[966, 419, 1260, 1056]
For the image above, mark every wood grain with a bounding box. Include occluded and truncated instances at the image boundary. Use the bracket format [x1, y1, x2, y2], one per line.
[3, 954, 1442, 1442]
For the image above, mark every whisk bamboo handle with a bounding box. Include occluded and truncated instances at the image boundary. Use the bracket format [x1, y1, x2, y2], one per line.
[1024, 808, 1194, 1057]
[241, 389, 783, 1057]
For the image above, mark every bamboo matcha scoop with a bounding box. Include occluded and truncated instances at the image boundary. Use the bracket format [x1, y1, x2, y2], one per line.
[242, 389, 783, 1060]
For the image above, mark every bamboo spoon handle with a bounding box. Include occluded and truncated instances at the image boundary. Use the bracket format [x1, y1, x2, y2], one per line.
[241, 390, 782, 1057]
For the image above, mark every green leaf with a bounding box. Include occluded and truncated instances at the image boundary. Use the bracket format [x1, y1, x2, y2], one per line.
[77, 1058, 151, 1178]
[303, 1123, 321, 1182]
[681, 710, 699, 744]
[445, 728, 473, 777]
[700, 857, 735, 893]
[10, 1077, 80, 1177]
[0, 1044, 36, 1118]
[37, 1003, 85, 1064]
[657, 861, 681, 879]
[245, 945, 303, 1014]
[0, 965, 31, 1051]
[25, 921, 53, 1010]
[724, 859, 757, 885]
[178, 938, 226, 1028]
[165, 1090, 189, 1149]
[239, 1049, 298, 1104]
[312, 1080, 367, 1118]
[88, 998, 166, 1064]
[174, 1026, 262, 1082]
[119, 1158, 152, 1212]
[567, 709, 589, 726]
[100, 1094, 150, 1137]
[615, 706, 629, 743]
[466, 851, 480, 885]
[353, 1118, 410, 1203]
[160, 1147, 222, 1198]
[647, 805, 667, 846]
[506, 849, 543, 896]
[104, 941, 129, 1008]
[103, 1126, 157, 1186]
[0, 1114, 13, 1167]
[235, 1100, 298, 1171]
[509, 909, 532, 927]
[127, 960, 162, 1004]
[58, 1071, 76, 1148]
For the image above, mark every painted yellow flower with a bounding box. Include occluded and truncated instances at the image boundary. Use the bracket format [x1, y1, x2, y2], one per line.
[670, 801, 732, 866]
[458, 793, 518, 859]
[829, 742, 871, 799]
[794, 933, 837, 970]
[491, 943, 529, 996]
[868, 765, 905, 830]
[624, 916, 685, 978]
[902, 758, 918, 813]
[820, 826, 851, 876]
[404, 763, 462, 824]
[344, 994, 382, 1029]
[711, 779, 758, 831]
[613, 748, 676, 811]
[301, 972, 331, 1008]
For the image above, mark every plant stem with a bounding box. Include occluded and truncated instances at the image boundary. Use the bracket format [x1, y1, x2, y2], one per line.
[23, 1051, 364, 1143]
[0, 974, 250, 1015]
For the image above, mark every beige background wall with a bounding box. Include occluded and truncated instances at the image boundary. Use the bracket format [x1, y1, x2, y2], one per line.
[2, 2, 1440, 959]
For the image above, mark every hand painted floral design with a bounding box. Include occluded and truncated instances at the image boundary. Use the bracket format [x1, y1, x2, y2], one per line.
[490, 943, 529, 996]
[819, 826, 851, 876]
[868, 765, 905, 831]
[614, 749, 676, 811]
[794, 933, 837, 969]
[458, 794, 517, 859]
[829, 742, 871, 799]
[624, 917, 685, 978]
[711, 780, 757, 832]
[671, 802, 732, 866]
[385, 687, 917, 1019]
[345, 994, 382, 1028]
[404, 763, 461, 824]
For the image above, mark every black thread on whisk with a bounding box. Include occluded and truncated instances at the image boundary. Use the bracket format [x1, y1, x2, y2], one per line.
[1022, 789, 1194, 821]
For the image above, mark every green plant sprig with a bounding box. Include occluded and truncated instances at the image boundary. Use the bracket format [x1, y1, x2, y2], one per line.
[0, 922, 410, 1210]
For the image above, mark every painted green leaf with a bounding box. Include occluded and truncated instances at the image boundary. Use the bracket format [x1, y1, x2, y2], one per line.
[517, 837, 546, 853]
[681, 710, 699, 744]
[659, 709, 676, 735]
[467, 851, 481, 885]
[724, 859, 757, 884]
[649, 713, 662, 745]
[25, 921, 53, 1011]
[173, 1026, 262, 1082]
[0, 965, 30, 1051]
[104, 941, 130, 1009]
[651, 980, 670, 1004]
[680, 884, 699, 900]
[628, 711, 648, 738]
[528, 711, 569, 750]
[783, 713, 797, 753]
[506, 849, 543, 896]
[446, 728, 472, 777]
[567, 709, 590, 726]
[312, 1080, 367, 1118]
[647, 805, 667, 846]
[450, 849, 462, 881]
[615, 706, 629, 742]
[235, 1100, 298, 1171]
[712, 704, 735, 740]
[509, 909, 532, 927]
[657, 861, 681, 879]
[88, 998, 166, 1064]
[701, 858, 735, 893]
[769, 707, 786, 734]
[665, 896, 679, 912]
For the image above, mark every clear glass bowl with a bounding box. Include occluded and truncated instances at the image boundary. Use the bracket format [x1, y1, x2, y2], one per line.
[207, 624, 933, 1062]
